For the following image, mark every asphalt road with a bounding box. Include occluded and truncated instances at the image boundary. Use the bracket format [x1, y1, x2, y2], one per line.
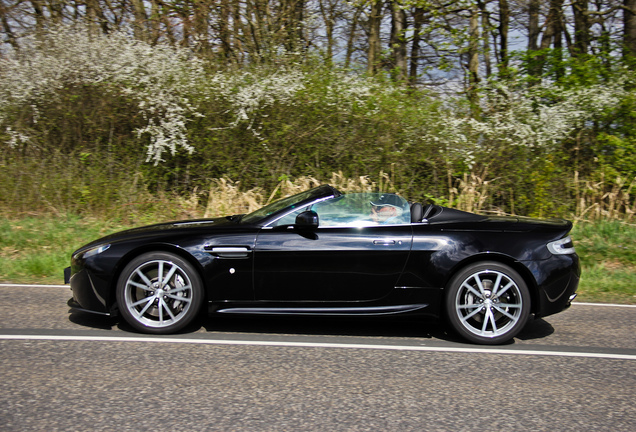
[1, 284, 635, 431]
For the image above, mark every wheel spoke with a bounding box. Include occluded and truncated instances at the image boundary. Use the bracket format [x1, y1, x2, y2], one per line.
[158, 297, 176, 321]
[495, 302, 521, 309]
[457, 303, 481, 310]
[157, 297, 164, 323]
[157, 261, 164, 287]
[494, 281, 514, 300]
[461, 281, 483, 299]
[493, 304, 518, 320]
[165, 294, 192, 303]
[461, 304, 485, 321]
[482, 307, 497, 335]
[165, 284, 192, 295]
[472, 275, 486, 296]
[491, 273, 503, 297]
[135, 269, 153, 287]
[161, 264, 178, 289]
[129, 280, 154, 292]
[131, 296, 154, 308]
[135, 296, 155, 317]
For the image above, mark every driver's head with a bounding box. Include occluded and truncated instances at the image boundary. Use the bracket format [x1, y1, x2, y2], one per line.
[370, 195, 403, 223]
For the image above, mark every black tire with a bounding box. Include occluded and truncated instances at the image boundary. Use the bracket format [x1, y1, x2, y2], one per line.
[116, 252, 203, 334]
[445, 262, 530, 345]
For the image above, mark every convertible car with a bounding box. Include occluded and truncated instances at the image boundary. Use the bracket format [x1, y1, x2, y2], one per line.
[65, 184, 580, 344]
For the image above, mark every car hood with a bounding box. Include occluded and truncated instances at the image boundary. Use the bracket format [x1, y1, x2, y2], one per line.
[74, 216, 241, 254]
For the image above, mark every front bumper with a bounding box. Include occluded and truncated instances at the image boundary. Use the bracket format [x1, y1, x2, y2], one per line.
[67, 297, 114, 316]
[65, 264, 113, 315]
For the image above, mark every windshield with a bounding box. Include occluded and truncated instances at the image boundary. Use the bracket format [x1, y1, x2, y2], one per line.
[241, 185, 338, 224]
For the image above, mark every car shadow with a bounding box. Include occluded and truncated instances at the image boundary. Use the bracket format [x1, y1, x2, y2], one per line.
[199, 314, 555, 345]
[199, 314, 460, 341]
[69, 310, 119, 330]
[516, 317, 555, 341]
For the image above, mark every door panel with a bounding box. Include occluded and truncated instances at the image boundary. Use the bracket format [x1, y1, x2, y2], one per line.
[254, 226, 412, 301]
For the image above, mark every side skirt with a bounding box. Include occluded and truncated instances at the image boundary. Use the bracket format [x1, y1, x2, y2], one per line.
[213, 304, 430, 317]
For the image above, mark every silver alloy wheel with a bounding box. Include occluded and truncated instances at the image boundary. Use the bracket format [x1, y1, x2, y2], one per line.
[122, 259, 194, 329]
[454, 269, 524, 338]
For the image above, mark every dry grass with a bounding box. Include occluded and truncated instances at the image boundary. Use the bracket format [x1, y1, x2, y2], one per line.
[200, 172, 394, 218]
[450, 171, 494, 215]
[574, 173, 635, 223]
[143, 171, 636, 223]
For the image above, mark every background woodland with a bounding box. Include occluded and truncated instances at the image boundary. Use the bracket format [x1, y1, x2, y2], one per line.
[1, 0, 635, 221]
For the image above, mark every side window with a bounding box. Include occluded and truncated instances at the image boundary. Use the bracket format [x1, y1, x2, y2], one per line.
[315, 193, 410, 227]
[269, 193, 410, 228]
[312, 197, 373, 227]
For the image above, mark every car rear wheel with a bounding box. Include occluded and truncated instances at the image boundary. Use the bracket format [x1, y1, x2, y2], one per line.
[445, 262, 530, 345]
[116, 252, 203, 334]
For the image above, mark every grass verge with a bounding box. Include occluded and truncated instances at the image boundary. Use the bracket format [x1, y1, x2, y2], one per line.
[570, 221, 636, 304]
[1, 216, 634, 304]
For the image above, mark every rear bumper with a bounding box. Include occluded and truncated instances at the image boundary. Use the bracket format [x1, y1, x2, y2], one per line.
[528, 253, 580, 318]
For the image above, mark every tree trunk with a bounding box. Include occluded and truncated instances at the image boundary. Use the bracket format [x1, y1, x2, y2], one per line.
[468, 6, 480, 117]
[527, 0, 540, 76]
[148, 0, 163, 44]
[192, 0, 211, 56]
[219, 0, 233, 62]
[571, 0, 590, 57]
[625, 0, 636, 60]
[345, 6, 362, 69]
[537, 0, 565, 76]
[409, 7, 424, 85]
[367, 1, 383, 76]
[131, 0, 148, 41]
[390, 1, 407, 82]
[498, 0, 509, 78]
[319, 0, 336, 65]
[477, 0, 491, 78]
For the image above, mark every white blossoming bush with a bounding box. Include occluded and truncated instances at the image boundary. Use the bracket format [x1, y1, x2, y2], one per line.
[0, 25, 206, 164]
[432, 81, 627, 168]
[204, 67, 407, 134]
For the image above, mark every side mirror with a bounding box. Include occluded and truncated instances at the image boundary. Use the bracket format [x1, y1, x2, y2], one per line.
[295, 210, 319, 229]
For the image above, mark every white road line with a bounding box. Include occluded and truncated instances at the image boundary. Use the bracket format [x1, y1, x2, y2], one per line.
[573, 302, 636, 308]
[1, 334, 635, 361]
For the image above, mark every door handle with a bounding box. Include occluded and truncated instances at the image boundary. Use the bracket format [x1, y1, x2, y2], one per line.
[373, 239, 396, 245]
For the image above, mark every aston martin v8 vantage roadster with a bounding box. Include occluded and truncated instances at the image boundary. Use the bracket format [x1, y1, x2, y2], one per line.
[65, 184, 580, 344]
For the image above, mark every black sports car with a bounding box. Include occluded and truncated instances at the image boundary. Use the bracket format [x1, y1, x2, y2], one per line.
[65, 184, 580, 344]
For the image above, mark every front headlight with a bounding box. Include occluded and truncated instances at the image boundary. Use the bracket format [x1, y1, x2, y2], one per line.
[547, 236, 575, 255]
[78, 244, 111, 259]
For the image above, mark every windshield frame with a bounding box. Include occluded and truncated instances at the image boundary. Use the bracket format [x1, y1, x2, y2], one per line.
[240, 184, 341, 225]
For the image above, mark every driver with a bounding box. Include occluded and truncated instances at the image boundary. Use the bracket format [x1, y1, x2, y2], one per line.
[370, 194, 405, 224]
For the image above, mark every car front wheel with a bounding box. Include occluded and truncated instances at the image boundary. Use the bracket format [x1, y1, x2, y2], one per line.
[445, 262, 530, 345]
[116, 252, 203, 334]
